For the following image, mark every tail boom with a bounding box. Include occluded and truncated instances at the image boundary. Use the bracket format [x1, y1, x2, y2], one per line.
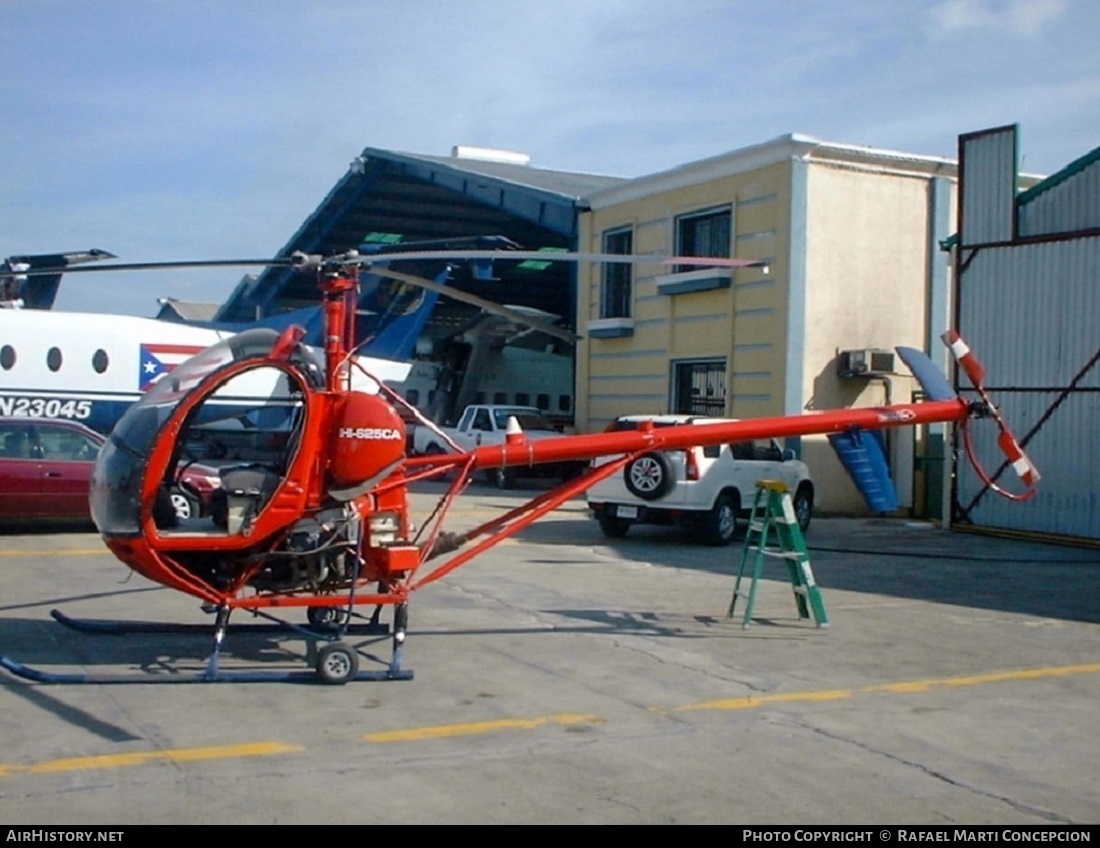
[402, 397, 973, 474]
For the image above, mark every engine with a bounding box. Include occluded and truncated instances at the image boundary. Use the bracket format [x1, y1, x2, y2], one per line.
[249, 507, 359, 593]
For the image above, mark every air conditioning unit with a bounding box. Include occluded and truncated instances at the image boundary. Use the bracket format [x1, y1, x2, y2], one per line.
[836, 348, 895, 379]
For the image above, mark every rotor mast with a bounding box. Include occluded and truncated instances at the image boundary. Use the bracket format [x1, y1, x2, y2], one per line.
[318, 261, 359, 393]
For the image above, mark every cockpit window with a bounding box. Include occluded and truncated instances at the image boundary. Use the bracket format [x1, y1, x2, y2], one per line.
[156, 364, 306, 534]
[90, 328, 289, 536]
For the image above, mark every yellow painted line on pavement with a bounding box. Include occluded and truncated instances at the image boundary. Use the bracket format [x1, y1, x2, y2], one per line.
[661, 662, 1100, 714]
[865, 663, 1100, 692]
[663, 689, 855, 713]
[364, 712, 604, 743]
[5, 665, 1098, 776]
[0, 741, 302, 777]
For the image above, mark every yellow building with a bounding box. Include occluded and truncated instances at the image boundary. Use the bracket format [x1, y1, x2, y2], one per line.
[576, 134, 958, 516]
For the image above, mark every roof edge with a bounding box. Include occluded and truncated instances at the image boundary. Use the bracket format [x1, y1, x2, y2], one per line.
[359, 147, 625, 201]
[584, 133, 957, 208]
[1016, 143, 1100, 206]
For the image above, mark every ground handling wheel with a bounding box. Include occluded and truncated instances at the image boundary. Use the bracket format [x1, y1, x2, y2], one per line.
[315, 642, 359, 685]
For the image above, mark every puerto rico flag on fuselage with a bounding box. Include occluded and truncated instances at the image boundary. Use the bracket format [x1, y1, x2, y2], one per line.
[139, 343, 205, 391]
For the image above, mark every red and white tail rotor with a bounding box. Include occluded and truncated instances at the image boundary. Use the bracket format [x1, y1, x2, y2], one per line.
[942, 330, 1040, 501]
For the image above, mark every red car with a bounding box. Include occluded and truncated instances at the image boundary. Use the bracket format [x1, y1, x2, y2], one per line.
[0, 417, 219, 525]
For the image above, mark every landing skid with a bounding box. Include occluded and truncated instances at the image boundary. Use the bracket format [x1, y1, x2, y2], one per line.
[0, 655, 412, 685]
[49, 608, 390, 637]
[1, 604, 414, 686]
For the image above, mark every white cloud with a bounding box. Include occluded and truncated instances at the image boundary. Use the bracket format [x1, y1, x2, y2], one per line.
[928, 0, 1068, 37]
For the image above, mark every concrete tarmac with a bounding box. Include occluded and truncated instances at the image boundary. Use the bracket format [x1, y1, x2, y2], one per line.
[0, 482, 1097, 825]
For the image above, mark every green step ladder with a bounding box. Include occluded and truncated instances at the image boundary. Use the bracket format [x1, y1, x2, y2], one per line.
[728, 480, 828, 629]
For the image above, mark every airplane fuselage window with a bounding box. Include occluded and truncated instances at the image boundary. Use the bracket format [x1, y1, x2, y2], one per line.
[0, 343, 113, 375]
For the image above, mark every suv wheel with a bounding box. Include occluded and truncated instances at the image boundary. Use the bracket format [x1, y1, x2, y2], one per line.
[624, 452, 674, 500]
[598, 514, 631, 538]
[793, 485, 813, 533]
[702, 491, 739, 546]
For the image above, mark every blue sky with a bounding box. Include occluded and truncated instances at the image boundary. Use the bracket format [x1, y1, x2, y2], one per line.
[2, 0, 1097, 315]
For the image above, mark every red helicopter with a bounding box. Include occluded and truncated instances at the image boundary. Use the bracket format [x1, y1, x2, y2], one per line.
[0, 247, 1039, 685]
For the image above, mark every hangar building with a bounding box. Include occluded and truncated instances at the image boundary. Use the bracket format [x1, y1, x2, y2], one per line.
[212, 146, 623, 423]
[217, 145, 621, 325]
[952, 125, 1100, 543]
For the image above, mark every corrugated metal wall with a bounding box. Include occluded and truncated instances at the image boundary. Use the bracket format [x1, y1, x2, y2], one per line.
[1019, 153, 1100, 237]
[960, 127, 1017, 245]
[956, 239, 1100, 539]
[955, 124, 1100, 542]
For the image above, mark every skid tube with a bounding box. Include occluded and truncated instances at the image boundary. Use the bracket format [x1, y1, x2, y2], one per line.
[48, 607, 390, 637]
[1, 602, 413, 686]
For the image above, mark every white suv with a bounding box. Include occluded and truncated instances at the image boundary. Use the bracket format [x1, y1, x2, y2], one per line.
[586, 415, 814, 546]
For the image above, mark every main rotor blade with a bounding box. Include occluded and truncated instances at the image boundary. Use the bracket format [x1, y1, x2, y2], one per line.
[353, 248, 769, 269]
[0, 248, 769, 280]
[374, 267, 580, 344]
[0, 257, 295, 278]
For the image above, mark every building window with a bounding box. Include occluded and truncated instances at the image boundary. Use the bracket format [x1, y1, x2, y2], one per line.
[675, 206, 731, 272]
[600, 227, 633, 318]
[672, 359, 727, 416]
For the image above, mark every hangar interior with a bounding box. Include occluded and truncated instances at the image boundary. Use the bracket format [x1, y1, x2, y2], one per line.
[216, 149, 621, 322]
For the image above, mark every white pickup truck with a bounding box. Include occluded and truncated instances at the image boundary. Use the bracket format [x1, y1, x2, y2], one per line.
[586, 414, 814, 546]
[412, 404, 583, 488]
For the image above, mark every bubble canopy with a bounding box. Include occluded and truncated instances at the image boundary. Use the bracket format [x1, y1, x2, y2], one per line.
[89, 329, 313, 535]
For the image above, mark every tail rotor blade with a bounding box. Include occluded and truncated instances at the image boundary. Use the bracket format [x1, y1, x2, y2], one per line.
[942, 329, 987, 386]
[943, 329, 1041, 500]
